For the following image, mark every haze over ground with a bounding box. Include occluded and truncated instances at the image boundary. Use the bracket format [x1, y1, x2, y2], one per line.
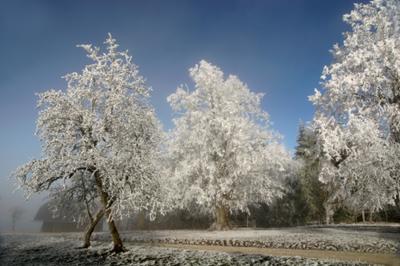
[0, 0, 369, 232]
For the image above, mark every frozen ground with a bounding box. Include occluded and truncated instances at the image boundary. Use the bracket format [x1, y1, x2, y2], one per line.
[107, 224, 400, 254]
[0, 234, 381, 266]
[0, 225, 399, 265]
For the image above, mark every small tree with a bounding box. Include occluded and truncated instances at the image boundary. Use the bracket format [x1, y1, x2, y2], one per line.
[8, 206, 26, 231]
[295, 123, 323, 223]
[13, 34, 162, 252]
[166, 60, 293, 230]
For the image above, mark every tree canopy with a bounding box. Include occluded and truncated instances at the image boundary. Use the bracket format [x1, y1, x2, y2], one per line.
[310, 0, 400, 214]
[166, 60, 294, 229]
[13, 34, 163, 251]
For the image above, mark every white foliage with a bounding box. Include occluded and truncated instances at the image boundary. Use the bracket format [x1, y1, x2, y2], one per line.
[166, 60, 293, 215]
[310, 0, 400, 212]
[13, 34, 163, 220]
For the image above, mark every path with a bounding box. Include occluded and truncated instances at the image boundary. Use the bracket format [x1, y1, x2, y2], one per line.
[155, 243, 400, 266]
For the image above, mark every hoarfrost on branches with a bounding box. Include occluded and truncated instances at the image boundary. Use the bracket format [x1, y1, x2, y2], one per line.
[310, 0, 400, 213]
[166, 60, 294, 229]
[13, 34, 163, 251]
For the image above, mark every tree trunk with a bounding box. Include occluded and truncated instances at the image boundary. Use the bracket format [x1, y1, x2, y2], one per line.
[369, 210, 373, 223]
[105, 216, 124, 252]
[94, 171, 124, 253]
[82, 209, 104, 248]
[136, 211, 146, 230]
[11, 221, 15, 232]
[210, 205, 231, 230]
[324, 203, 333, 225]
[384, 209, 388, 222]
[325, 207, 330, 225]
[362, 210, 366, 223]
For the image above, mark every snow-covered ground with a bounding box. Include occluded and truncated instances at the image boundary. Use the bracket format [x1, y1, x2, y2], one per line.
[0, 233, 378, 265]
[0, 225, 399, 265]
[95, 224, 400, 254]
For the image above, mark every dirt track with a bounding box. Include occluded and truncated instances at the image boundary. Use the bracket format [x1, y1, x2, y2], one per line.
[157, 243, 400, 266]
[1, 232, 399, 265]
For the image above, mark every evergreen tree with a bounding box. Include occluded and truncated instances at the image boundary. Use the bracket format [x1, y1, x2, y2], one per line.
[295, 123, 330, 224]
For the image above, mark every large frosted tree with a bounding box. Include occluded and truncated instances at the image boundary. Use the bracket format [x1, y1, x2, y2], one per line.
[166, 60, 293, 229]
[13, 34, 162, 252]
[310, 0, 400, 217]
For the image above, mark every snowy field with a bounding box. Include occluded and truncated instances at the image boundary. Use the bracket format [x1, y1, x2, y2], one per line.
[0, 225, 399, 265]
[108, 224, 400, 254]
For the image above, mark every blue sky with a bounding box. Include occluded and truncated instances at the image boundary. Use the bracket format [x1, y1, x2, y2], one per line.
[0, 0, 368, 230]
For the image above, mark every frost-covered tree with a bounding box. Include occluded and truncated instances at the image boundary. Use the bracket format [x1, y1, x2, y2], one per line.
[315, 115, 397, 217]
[13, 34, 162, 252]
[310, 0, 400, 217]
[166, 60, 293, 229]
